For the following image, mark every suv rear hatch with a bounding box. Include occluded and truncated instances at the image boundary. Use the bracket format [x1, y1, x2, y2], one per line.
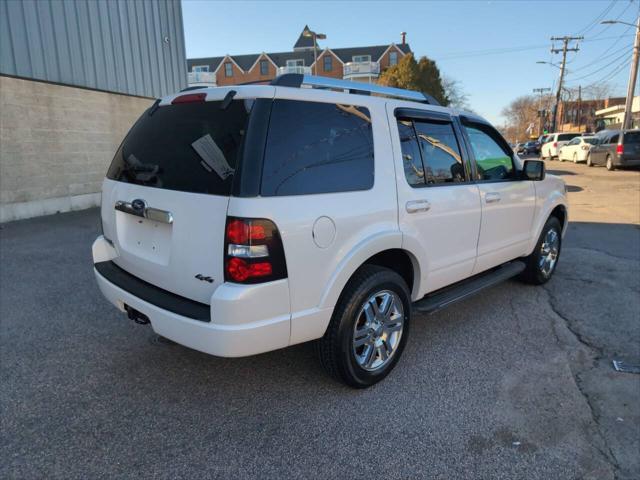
[101, 89, 271, 304]
[622, 130, 640, 160]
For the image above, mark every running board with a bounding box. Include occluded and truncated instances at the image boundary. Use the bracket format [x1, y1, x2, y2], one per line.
[413, 261, 526, 314]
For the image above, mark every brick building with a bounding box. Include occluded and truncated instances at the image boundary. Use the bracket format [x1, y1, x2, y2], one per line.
[187, 26, 411, 87]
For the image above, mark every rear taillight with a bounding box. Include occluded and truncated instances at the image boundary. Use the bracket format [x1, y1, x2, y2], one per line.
[224, 217, 287, 284]
[617, 144, 624, 155]
[553, 142, 558, 148]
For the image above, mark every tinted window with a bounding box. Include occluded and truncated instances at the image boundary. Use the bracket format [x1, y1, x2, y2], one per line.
[414, 120, 465, 184]
[323, 55, 332, 72]
[464, 124, 514, 181]
[397, 120, 424, 186]
[609, 134, 619, 144]
[107, 100, 251, 195]
[584, 137, 598, 145]
[623, 131, 640, 144]
[558, 133, 580, 141]
[261, 100, 374, 196]
[260, 60, 269, 75]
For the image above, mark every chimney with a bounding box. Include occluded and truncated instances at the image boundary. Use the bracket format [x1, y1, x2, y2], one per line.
[401, 32, 406, 45]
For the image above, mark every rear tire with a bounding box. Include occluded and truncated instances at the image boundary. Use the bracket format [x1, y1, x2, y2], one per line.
[317, 265, 411, 388]
[606, 155, 615, 171]
[519, 217, 562, 285]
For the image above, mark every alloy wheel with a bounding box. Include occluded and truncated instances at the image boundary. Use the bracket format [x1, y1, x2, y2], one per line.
[539, 228, 560, 277]
[352, 290, 404, 371]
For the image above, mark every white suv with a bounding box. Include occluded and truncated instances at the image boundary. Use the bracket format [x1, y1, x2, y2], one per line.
[540, 132, 581, 160]
[93, 75, 568, 387]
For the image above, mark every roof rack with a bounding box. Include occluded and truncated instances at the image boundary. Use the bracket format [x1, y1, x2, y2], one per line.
[271, 74, 440, 105]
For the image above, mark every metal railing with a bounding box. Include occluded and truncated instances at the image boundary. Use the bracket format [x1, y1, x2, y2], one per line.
[277, 65, 312, 75]
[187, 71, 216, 85]
[343, 61, 380, 78]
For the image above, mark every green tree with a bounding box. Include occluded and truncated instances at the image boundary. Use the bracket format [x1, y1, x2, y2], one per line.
[379, 54, 450, 106]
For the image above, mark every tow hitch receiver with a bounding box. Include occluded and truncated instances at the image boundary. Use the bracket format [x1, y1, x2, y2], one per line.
[125, 304, 150, 325]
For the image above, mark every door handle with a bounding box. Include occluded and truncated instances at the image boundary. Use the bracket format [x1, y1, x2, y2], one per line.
[406, 200, 431, 213]
[485, 192, 501, 204]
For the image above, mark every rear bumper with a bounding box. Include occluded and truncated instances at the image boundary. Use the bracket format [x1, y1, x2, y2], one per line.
[92, 236, 290, 357]
[618, 156, 640, 167]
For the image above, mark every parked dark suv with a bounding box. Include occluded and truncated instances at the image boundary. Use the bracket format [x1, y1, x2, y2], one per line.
[587, 129, 640, 170]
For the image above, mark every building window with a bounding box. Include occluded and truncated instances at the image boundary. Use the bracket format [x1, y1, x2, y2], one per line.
[260, 59, 269, 76]
[323, 55, 332, 72]
[352, 55, 371, 63]
[389, 51, 398, 66]
[287, 59, 304, 66]
[193, 65, 209, 72]
[224, 63, 233, 77]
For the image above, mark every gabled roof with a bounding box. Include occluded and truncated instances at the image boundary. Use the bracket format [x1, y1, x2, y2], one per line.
[186, 42, 412, 72]
[293, 25, 315, 50]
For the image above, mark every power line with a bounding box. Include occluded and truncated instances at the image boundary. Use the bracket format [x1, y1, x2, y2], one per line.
[568, 48, 632, 81]
[586, 0, 637, 40]
[574, 0, 617, 36]
[569, 24, 634, 73]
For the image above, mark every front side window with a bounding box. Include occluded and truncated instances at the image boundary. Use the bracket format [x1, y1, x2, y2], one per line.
[261, 100, 374, 196]
[397, 120, 424, 186]
[414, 121, 465, 184]
[389, 51, 398, 66]
[323, 55, 332, 72]
[464, 124, 515, 181]
[224, 63, 233, 77]
[260, 59, 269, 76]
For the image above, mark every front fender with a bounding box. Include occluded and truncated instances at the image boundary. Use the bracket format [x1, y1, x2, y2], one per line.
[527, 176, 568, 254]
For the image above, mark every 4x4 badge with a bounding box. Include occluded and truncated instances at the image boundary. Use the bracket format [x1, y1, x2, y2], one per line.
[195, 274, 214, 283]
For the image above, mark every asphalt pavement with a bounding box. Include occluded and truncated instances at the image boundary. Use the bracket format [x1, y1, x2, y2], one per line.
[1, 160, 638, 479]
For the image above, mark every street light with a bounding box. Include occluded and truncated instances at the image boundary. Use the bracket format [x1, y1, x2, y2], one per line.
[303, 27, 326, 76]
[601, 17, 640, 129]
[536, 61, 562, 69]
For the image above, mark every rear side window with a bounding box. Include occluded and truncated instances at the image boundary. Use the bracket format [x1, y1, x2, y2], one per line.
[558, 133, 580, 141]
[107, 100, 251, 195]
[261, 100, 374, 196]
[414, 120, 465, 184]
[464, 123, 515, 181]
[609, 134, 620, 144]
[623, 131, 640, 144]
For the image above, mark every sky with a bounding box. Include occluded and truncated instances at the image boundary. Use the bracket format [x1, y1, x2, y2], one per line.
[181, 0, 639, 125]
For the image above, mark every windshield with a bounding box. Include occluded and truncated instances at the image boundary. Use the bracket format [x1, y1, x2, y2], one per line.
[107, 100, 252, 195]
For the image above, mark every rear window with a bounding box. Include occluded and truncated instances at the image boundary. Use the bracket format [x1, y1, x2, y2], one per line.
[260, 100, 374, 196]
[558, 133, 580, 141]
[623, 131, 640, 144]
[107, 100, 251, 195]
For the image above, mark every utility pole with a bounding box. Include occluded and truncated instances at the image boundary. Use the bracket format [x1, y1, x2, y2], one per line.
[550, 36, 582, 132]
[533, 87, 551, 135]
[623, 16, 640, 130]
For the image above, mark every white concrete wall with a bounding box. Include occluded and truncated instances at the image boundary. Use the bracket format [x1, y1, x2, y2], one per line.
[0, 75, 152, 222]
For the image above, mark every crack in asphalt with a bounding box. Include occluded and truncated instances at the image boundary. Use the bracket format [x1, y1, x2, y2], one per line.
[542, 285, 622, 478]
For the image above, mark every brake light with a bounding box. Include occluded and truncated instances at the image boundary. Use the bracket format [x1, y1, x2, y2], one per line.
[171, 93, 206, 104]
[224, 217, 287, 284]
[553, 142, 558, 148]
[617, 144, 624, 155]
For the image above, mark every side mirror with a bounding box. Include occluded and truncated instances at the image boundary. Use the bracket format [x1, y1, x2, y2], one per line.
[522, 159, 545, 181]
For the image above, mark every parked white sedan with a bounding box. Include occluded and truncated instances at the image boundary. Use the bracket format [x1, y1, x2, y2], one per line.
[558, 136, 598, 163]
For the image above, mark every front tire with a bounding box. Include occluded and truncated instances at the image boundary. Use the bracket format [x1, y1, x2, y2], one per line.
[317, 265, 411, 388]
[519, 217, 562, 285]
[573, 153, 578, 163]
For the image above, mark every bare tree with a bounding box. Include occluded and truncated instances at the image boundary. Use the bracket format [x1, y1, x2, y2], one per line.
[501, 95, 541, 141]
[442, 76, 472, 111]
